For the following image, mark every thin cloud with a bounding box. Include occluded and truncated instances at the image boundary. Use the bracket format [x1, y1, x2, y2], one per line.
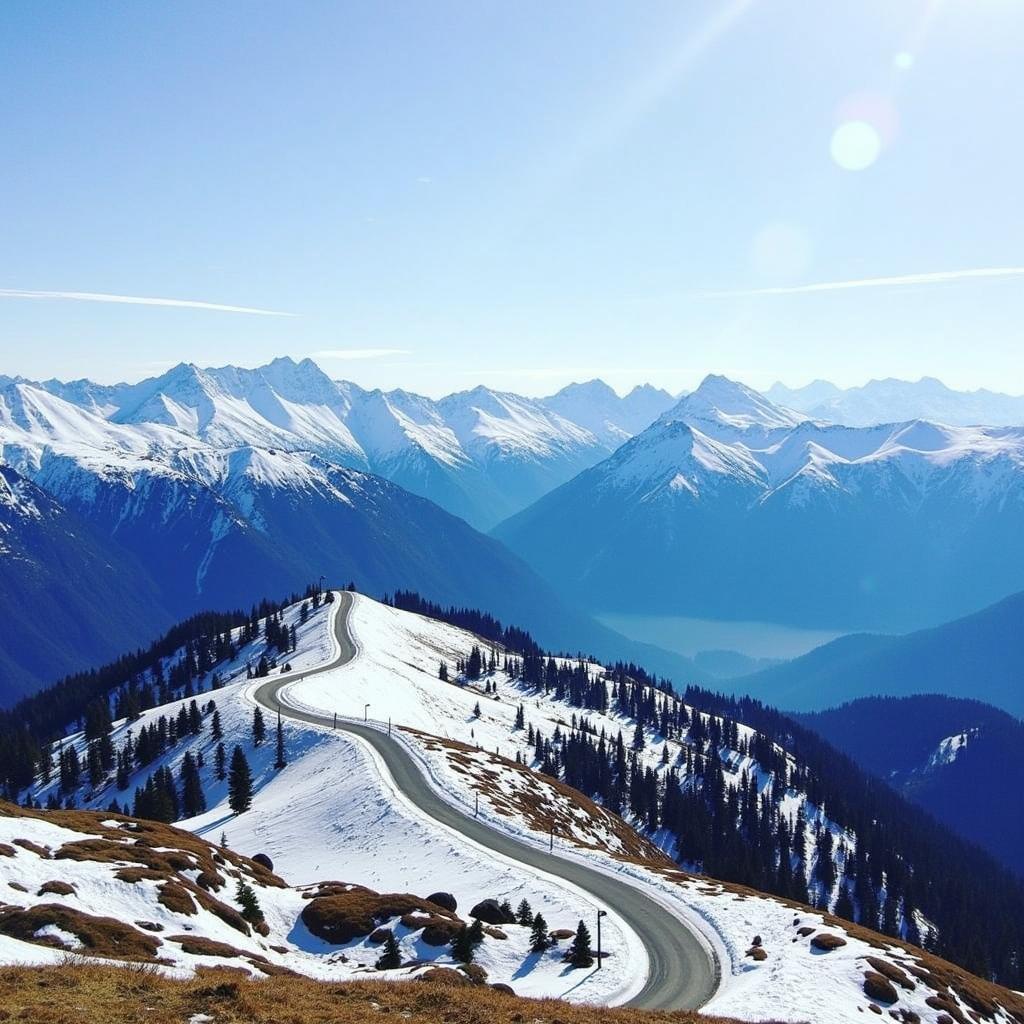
[311, 348, 412, 360]
[0, 288, 297, 317]
[700, 267, 1024, 298]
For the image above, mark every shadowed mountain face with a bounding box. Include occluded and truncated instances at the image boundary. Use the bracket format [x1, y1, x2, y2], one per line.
[0, 465, 174, 703]
[795, 694, 1024, 876]
[495, 375, 1024, 633]
[0, 425, 700, 702]
[730, 589, 1024, 719]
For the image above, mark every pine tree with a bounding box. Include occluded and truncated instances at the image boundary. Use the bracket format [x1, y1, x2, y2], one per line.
[530, 913, 550, 952]
[228, 745, 253, 813]
[215, 741, 226, 781]
[235, 878, 263, 925]
[450, 923, 475, 963]
[180, 751, 207, 817]
[375, 930, 402, 969]
[468, 918, 485, 947]
[438, 661, 448, 682]
[567, 920, 594, 968]
[211, 709, 223, 741]
[252, 707, 266, 746]
[516, 899, 534, 926]
[274, 709, 287, 770]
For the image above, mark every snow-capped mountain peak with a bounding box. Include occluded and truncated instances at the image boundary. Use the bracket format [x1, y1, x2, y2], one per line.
[666, 374, 808, 433]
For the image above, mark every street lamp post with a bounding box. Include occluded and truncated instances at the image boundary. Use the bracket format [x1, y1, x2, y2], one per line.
[596, 909, 607, 969]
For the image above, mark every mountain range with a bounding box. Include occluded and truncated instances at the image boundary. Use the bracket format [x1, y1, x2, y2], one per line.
[766, 377, 1024, 427]
[496, 375, 1024, 632]
[0, 364, 689, 700]
[1, 359, 674, 531]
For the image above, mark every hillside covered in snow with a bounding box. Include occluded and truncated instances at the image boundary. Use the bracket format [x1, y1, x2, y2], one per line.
[3, 588, 1023, 1024]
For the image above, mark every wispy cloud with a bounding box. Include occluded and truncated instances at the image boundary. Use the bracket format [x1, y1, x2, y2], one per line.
[310, 348, 412, 360]
[699, 267, 1024, 298]
[0, 288, 297, 317]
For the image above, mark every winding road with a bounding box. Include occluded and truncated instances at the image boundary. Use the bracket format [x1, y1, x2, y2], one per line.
[252, 591, 719, 1011]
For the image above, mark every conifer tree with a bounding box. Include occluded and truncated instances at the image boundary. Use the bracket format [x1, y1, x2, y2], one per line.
[530, 913, 550, 952]
[274, 709, 287, 770]
[567, 920, 594, 968]
[450, 924, 475, 963]
[180, 751, 206, 817]
[252, 707, 266, 746]
[516, 899, 534, 926]
[228, 745, 253, 813]
[375, 930, 402, 969]
[215, 741, 226, 781]
[235, 878, 263, 925]
[468, 917, 485, 948]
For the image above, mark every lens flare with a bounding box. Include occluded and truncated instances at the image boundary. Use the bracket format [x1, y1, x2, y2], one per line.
[830, 120, 882, 171]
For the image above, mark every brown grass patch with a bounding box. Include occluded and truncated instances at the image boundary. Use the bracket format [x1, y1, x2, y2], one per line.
[745, 947, 767, 961]
[115, 867, 165, 884]
[0, 843, 15, 857]
[302, 891, 459, 944]
[417, 966, 472, 987]
[863, 972, 899, 1005]
[36, 881, 76, 897]
[0, 904, 160, 961]
[0, 962, 752, 1024]
[12, 838, 50, 858]
[167, 934, 250, 959]
[864, 957, 914, 991]
[409, 730, 673, 865]
[156, 881, 196, 916]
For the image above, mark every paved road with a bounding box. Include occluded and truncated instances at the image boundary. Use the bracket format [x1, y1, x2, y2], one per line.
[252, 590, 719, 1010]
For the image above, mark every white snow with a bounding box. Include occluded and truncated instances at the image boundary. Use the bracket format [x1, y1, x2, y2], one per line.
[13, 591, 1012, 1021]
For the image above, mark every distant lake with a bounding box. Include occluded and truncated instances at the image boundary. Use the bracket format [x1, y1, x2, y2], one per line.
[597, 612, 847, 662]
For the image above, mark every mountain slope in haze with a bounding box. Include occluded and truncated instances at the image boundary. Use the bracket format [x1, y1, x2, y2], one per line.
[767, 376, 1024, 427]
[496, 375, 1024, 633]
[795, 694, 1024, 876]
[10, 359, 673, 530]
[541, 379, 676, 447]
[0, 447, 701, 699]
[0, 465, 173, 702]
[0, 379, 700, 698]
[732, 590, 1024, 718]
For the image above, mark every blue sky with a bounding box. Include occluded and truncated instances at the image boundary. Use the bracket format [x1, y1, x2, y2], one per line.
[2, 0, 1023, 396]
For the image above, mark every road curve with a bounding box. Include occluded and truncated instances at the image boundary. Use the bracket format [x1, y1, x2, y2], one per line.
[252, 591, 719, 1011]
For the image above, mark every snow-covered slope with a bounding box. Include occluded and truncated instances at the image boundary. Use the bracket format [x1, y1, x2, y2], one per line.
[497, 375, 1024, 631]
[767, 377, 1024, 428]
[16, 591, 1024, 1023]
[8, 359, 671, 530]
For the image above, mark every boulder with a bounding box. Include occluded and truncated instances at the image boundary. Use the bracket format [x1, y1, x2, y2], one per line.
[425, 891, 457, 913]
[251, 853, 274, 872]
[469, 899, 514, 925]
